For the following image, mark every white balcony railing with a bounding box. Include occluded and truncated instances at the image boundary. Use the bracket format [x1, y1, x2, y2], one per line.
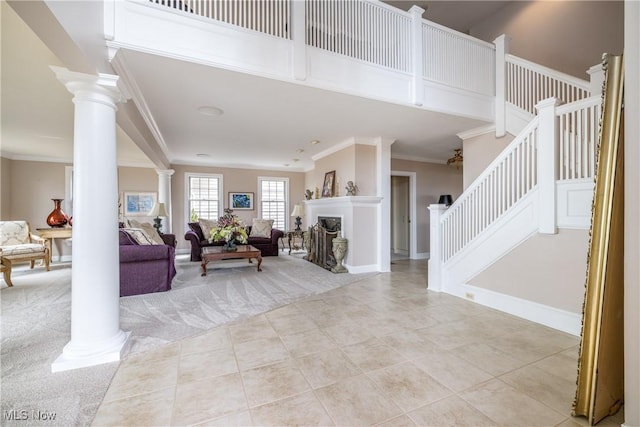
[506, 55, 591, 115]
[558, 96, 601, 180]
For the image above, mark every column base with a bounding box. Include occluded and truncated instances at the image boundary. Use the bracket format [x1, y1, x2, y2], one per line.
[51, 330, 130, 373]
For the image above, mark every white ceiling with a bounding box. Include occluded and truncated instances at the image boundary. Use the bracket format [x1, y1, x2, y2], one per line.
[1, 1, 508, 171]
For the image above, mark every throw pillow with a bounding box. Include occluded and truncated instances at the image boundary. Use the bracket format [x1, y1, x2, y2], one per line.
[122, 228, 154, 245]
[139, 222, 165, 245]
[250, 219, 274, 238]
[198, 218, 218, 241]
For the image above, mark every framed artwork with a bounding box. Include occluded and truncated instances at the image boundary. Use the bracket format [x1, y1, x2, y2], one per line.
[123, 191, 157, 216]
[229, 192, 254, 210]
[322, 170, 336, 198]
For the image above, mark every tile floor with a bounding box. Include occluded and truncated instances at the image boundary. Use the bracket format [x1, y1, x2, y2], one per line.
[92, 260, 625, 426]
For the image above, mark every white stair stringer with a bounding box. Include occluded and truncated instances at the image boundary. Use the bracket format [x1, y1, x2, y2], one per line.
[442, 187, 539, 291]
[439, 187, 583, 335]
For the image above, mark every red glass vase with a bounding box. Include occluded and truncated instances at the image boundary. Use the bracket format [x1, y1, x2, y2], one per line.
[46, 198, 68, 227]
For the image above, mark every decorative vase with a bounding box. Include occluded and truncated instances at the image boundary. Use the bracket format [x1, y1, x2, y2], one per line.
[331, 237, 348, 273]
[46, 198, 68, 227]
[223, 238, 237, 252]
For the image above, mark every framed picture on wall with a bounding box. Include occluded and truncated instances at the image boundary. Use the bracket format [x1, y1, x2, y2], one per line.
[123, 191, 157, 216]
[322, 170, 336, 197]
[229, 192, 254, 210]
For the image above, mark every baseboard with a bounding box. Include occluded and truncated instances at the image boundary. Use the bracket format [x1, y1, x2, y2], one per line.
[54, 255, 73, 263]
[414, 252, 429, 260]
[447, 282, 582, 336]
[393, 249, 409, 255]
[175, 248, 190, 255]
[345, 263, 379, 274]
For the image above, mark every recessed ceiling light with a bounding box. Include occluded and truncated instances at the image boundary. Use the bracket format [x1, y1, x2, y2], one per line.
[297, 148, 305, 154]
[197, 106, 224, 116]
[284, 163, 290, 167]
[292, 158, 300, 162]
[310, 140, 320, 145]
[196, 153, 210, 158]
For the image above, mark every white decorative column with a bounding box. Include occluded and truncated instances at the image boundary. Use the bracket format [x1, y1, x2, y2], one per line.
[409, 5, 425, 106]
[428, 204, 447, 292]
[535, 97, 560, 235]
[494, 34, 511, 138]
[51, 67, 130, 372]
[377, 138, 395, 273]
[156, 169, 174, 233]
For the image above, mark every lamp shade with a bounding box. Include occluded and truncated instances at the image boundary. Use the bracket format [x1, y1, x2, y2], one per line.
[290, 204, 304, 217]
[148, 202, 168, 217]
[438, 194, 453, 206]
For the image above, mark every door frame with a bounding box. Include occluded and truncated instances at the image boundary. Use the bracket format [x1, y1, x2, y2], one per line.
[390, 170, 417, 259]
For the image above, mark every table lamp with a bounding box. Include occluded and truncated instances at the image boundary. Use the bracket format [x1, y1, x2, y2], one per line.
[148, 202, 169, 233]
[290, 204, 303, 231]
[438, 194, 453, 206]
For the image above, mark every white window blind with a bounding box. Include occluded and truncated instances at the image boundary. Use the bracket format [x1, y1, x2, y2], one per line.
[187, 174, 222, 221]
[259, 177, 289, 230]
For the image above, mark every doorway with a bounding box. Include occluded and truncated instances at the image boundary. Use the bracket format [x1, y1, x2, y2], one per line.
[391, 175, 410, 260]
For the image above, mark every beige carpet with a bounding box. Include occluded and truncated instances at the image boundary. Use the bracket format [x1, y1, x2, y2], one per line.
[1, 253, 374, 426]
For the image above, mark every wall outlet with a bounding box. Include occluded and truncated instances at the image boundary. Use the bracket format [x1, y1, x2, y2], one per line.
[465, 292, 475, 300]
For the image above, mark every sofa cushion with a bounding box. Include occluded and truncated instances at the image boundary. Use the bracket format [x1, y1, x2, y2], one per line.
[198, 218, 217, 241]
[0, 243, 47, 257]
[0, 221, 29, 246]
[250, 219, 273, 238]
[122, 228, 155, 245]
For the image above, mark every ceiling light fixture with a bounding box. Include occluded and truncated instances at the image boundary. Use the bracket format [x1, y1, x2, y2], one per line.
[310, 140, 320, 145]
[197, 106, 224, 116]
[297, 148, 305, 154]
[196, 153, 211, 158]
[292, 158, 300, 162]
[447, 149, 463, 169]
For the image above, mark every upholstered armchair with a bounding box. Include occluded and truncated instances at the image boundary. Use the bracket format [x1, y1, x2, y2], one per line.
[0, 221, 50, 287]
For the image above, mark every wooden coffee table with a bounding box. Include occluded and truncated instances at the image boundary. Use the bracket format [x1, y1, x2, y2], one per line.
[201, 245, 262, 276]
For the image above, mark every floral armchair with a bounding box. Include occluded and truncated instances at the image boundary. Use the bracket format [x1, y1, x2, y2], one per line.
[0, 221, 50, 287]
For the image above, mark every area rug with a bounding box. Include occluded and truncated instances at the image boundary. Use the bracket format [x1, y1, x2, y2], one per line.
[1, 254, 374, 426]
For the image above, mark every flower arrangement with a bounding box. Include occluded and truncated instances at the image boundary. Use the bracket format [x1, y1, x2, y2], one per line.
[208, 212, 248, 246]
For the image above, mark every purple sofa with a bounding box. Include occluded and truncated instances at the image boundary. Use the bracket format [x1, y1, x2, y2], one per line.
[119, 229, 177, 297]
[184, 222, 284, 262]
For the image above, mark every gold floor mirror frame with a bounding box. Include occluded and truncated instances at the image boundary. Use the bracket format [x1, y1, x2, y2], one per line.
[573, 54, 625, 425]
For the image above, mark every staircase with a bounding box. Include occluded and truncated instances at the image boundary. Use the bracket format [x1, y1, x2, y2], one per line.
[429, 59, 601, 334]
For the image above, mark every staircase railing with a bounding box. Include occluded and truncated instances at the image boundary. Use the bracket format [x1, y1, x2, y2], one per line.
[506, 54, 591, 115]
[558, 96, 601, 180]
[441, 118, 539, 262]
[431, 95, 601, 291]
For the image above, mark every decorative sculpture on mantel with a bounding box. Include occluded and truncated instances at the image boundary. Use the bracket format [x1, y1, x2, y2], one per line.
[345, 181, 358, 196]
[305, 189, 313, 200]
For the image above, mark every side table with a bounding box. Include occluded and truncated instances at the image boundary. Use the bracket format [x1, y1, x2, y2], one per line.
[284, 230, 305, 255]
[36, 227, 72, 263]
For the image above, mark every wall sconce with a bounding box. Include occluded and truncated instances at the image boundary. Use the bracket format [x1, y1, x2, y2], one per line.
[447, 149, 463, 169]
[148, 202, 169, 233]
[290, 204, 304, 231]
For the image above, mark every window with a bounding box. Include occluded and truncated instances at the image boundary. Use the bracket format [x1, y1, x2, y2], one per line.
[258, 177, 289, 230]
[186, 173, 223, 221]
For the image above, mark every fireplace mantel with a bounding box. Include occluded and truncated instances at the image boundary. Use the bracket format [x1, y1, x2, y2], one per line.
[303, 196, 382, 273]
[304, 196, 382, 208]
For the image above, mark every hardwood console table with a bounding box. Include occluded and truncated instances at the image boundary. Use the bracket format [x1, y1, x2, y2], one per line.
[36, 227, 72, 263]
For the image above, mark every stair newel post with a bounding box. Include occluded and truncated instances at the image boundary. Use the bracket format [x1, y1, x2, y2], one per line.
[409, 5, 425, 107]
[428, 204, 447, 292]
[291, 0, 306, 81]
[494, 34, 511, 138]
[587, 63, 605, 96]
[536, 97, 561, 234]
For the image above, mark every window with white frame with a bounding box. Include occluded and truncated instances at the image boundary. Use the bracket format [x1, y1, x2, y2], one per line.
[258, 177, 289, 230]
[186, 173, 223, 221]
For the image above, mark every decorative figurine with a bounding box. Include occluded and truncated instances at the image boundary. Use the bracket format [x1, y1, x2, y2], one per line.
[315, 187, 320, 199]
[305, 189, 313, 200]
[345, 181, 359, 196]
